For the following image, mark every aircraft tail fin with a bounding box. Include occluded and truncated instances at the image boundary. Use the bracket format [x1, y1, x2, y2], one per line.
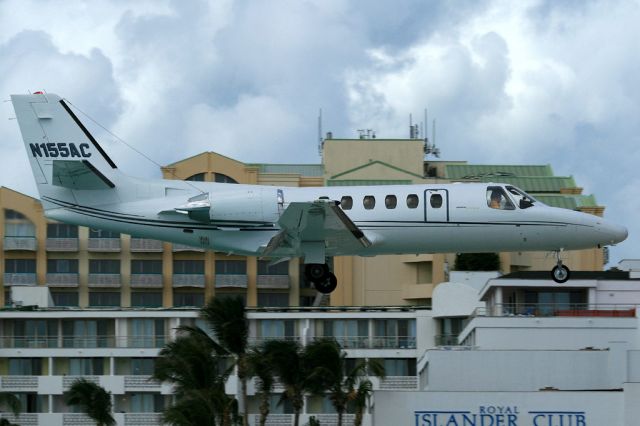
[11, 93, 125, 209]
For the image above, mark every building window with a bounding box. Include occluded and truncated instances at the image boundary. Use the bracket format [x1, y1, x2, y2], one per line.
[381, 358, 416, 376]
[131, 292, 163, 308]
[214, 173, 238, 184]
[9, 358, 42, 375]
[5, 259, 36, 273]
[406, 194, 419, 208]
[62, 319, 110, 348]
[186, 173, 206, 181]
[47, 223, 78, 238]
[258, 319, 295, 339]
[130, 393, 165, 413]
[216, 260, 246, 274]
[51, 291, 79, 307]
[89, 291, 120, 307]
[12, 319, 57, 348]
[173, 260, 204, 274]
[373, 319, 416, 349]
[173, 291, 204, 307]
[47, 259, 78, 273]
[319, 319, 368, 349]
[340, 196, 353, 210]
[131, 260, 162, 274]
[257, 260, 288, 275]
[130, 319, 165, 348]
[89, 228, 120, 238]
[69, 358, 104, 375]
[89, 260, 120, 274]
[4, 209, 35, 237]
[257, 292, 289, 307]
[4, 209, 27, 220]
[131, 358, 156, 375]
[363, 195, 375, 210]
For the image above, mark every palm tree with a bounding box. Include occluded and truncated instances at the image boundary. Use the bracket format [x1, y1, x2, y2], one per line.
[0, 391, 21, 426]
[247, 343, 275, 426]
[64, 378, 115, 426]
[351, 379, 374, 426]
[200, 296, 250, 426]
[154, 326, 238, 425]
[303, 339, 385, 426]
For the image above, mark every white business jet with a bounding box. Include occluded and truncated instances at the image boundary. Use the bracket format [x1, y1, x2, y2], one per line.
[10, 93, 628, 293]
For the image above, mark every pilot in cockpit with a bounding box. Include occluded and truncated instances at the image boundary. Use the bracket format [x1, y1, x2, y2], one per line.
[489, 190, 503, 209]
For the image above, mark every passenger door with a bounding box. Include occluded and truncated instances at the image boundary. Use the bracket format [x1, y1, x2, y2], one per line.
[424, 189, 449, 222]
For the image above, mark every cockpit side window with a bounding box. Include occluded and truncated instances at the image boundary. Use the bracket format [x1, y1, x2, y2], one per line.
[486, 186, 515, 210]
[506, 186, 537, 209]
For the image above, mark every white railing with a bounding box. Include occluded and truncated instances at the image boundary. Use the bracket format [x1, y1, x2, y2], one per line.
[378, 375, 418, 390]
[130, 274, 163, 288]
[4, 236, 37, 251]
[63, 376, 99, 388]
[88, 273, 121, 287]
[172, 243, 204, 252]
[3, 273, 37, 286]
[256, 275, 290, 289]
[88, 238, 121, 252]
[46, 237, 79, 251]
[63, 413, 95, 425]
[46, 273, 79, 287]
[125, 413, 163, 425]
[0, 335, 169, 349]
[1, 375, 38, 389]
[130, 238, 164, 252]
[0, 413, 37, 426]
[124, 375, 161, 388]
[215, 274, 248, 288]
[173, 274, 205, 287]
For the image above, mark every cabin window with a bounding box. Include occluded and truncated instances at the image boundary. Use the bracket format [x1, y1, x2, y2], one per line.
[406, 194, 419, 209]
[487, 186, 515, 210]
[385, 195, 397, 209]
[363, 196, 376, 210]
[340, 196, 353, 210]
[430, 194, 443, 208]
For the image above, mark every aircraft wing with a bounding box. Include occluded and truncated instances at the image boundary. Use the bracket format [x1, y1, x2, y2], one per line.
[262, 199, 371, 258]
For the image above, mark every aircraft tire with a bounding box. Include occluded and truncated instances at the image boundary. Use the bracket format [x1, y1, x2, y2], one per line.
[314, 273, 338, 294]
[305, 263, 330, 282]
[551, 265, 570, 283]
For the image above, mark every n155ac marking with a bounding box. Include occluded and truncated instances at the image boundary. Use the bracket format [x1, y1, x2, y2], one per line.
[30, 142, 91, 158]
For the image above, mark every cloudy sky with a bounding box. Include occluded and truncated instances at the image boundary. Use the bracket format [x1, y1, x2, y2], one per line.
[1, 0, 638, 266]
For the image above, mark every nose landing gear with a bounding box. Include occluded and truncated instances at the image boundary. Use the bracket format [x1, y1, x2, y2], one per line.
[551, 251, 570, 283]
[304, 263, 337, 294]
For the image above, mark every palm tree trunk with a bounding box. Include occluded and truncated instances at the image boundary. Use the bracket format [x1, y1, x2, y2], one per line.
[259, 397, 270, 426]
[354, 411, 363, 426]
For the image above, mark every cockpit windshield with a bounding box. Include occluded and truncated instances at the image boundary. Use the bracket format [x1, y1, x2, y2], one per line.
[486, 186, 515, 210]
[505, 186, 540, 209]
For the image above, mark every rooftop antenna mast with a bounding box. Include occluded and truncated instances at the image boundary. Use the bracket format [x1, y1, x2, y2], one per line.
[318, 108, 323, 157]
[424, 108, 440, 158]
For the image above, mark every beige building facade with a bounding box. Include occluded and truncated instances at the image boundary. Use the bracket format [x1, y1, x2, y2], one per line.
[1, 136, 606, 308]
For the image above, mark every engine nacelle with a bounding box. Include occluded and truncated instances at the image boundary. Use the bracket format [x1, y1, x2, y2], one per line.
[209, 188, 280, 224]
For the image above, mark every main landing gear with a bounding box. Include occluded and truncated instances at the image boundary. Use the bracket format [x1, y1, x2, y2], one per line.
[304, 263, 337, 294]
[551, 251, 570, 284]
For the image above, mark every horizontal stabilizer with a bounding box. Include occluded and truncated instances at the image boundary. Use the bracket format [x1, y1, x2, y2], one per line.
[52, 160, 115, 190]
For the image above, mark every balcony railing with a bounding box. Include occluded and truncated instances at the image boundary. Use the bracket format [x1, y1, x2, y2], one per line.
[4, 236, 37, 251]
[0, 335, 169, 349]
[46, 237, 79, 251]
[46, 273, 79, 287]
[88, 273, 121, 287]
[435, 334, 460, 346]
[173, 274, 205, 287]
[124, 375, 161, 389]
[3, 272, 37, 286]
[130, 238, 164, 252]
[473, 303, 637, 318]
[130, 273, 163, 288]
[257, 275, 290, 289]
[309, 336, 417, 350]
[63, 376, 99, 388]
[378, 375, 418, 390]
[1, 375, 38, 389]
[0, 414, 36, 426]
[215, 274, 248, 288]
[124, 413, 163, 425]
[172, 243, 204, 252]
[88, 237, 121, 252]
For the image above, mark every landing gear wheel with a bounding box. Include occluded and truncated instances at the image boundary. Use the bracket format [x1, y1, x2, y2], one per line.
[305, 263, 330, 282]
[551, 265, 570, 283]
[314, 273, 337, 294]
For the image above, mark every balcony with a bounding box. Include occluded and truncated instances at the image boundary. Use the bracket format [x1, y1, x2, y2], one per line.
[0, 414, 36, 426]
[130, 238, 164, 252]
[172, 243, 204, 252]
[173, 274, 205, 288]
[435, 334, 460, 346]
[63, 376, 99, 388]
[215, 274, 248, 288]
[471, 303, 638, 319]
[304, 336, 416, 350]
[46, 273, 79, 287]
[0, 336, 58, 349]
[88, 237, 121, 252]
[88, 273, 121, 287]
[0, 335, 172, 349]
[256, 275, 290, 290]
[4, 236, 37, 251]
[130, 273, 163, 288]
[46, 237, 79, 251]
[3, 272, 37, 286]
[378, 376, 418, 390]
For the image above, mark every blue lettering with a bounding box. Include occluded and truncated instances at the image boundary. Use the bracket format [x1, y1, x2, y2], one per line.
[507, 414, 517, 426]
[462, 414, 477, 426]
[446, 414, 460, 426]
[69, 143, 81, 157]
[29, 143, 42, 157]
[418, 413, 433, 426]
[576, 414, 586, 426]
[79, 143, 91, 157]
[480, 414, 494, 426]
[495, 414, 504, 426]
[533, 414, 544, 426]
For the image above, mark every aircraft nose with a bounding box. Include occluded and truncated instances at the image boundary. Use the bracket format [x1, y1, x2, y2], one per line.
[599, 221, 628, 245]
